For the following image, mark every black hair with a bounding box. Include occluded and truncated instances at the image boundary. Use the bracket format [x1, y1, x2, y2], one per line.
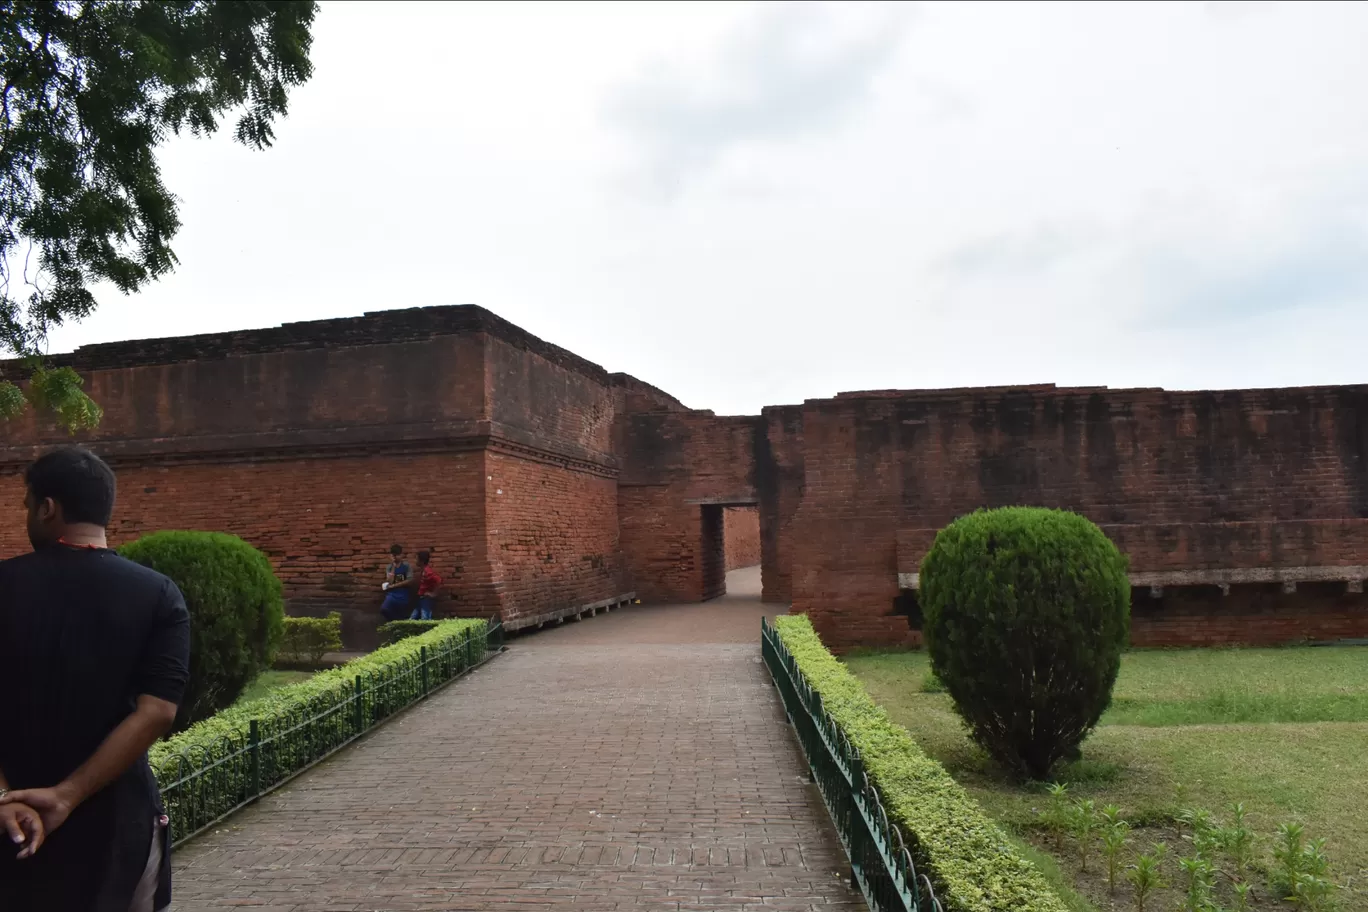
[24, 446, 117, 526]
[390, 543, 404, 556]
[417, 549, 431, 564]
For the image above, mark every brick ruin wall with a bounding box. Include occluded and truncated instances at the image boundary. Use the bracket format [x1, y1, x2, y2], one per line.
[615, 410, 761, 603]
[0, 307, 679, 647]
[2, 307, 1364, 651]
[792, 386, 1368, 650]
[724, 507, 761, 571]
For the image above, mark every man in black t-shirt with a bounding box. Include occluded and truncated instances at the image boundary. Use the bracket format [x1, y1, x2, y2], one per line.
[0, 447, 191, 912]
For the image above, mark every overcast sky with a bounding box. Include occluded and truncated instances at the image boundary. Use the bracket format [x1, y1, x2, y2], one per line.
[46, 0, 1368, 415]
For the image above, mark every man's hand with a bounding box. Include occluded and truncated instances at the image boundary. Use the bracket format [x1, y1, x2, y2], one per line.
[0, 786, 75, 838]
[0, 802, 45, 859]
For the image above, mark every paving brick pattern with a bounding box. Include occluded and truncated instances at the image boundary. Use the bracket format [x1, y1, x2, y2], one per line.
[171, 568, 861, 910]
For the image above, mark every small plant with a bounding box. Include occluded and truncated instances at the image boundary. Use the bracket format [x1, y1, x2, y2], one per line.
[920, 668, 946, 693]
[1127, 843, 1168, 912]
[1219, 802, 1256, 883]
[1066, 798, 1098, 872]
[1178, 854, 1218, 912]
[1271, 823, 1337, 910]
[1038, 782, 1070, 850]
[1100, 803, 1125, 829]
[1290, 870, 1337, 911]
[1178, 806, 1220, 859]
[1100, 809, 1130, 895]
[1232, 881, 1252, 912]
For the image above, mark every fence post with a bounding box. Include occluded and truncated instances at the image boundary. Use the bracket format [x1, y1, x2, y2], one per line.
[420, 646, 429, 693]
[353, 675, 363, 733]
[248, 719, 261, 799]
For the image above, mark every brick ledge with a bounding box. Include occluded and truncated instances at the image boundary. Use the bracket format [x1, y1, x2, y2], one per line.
[503, 592, 637, 631]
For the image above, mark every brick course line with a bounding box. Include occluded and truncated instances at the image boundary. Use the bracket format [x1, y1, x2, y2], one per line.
[170, 568, 862, 911]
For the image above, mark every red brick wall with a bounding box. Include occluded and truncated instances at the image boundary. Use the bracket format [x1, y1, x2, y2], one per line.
[701, 505, 726, 601]
[897, 519, 1368, 578]
[759, 405, 804, 603]
[484, 450, 624, 625]
[485, 335, 618, 463]
[1132, 585, 1368, 646]
[0, 308, 643, 642]
[724, 507, 761, 570]
[615, 410, 762, 603]
[0, 452, 497, 648]
[6, 305, 1366, 652]
[1, 333, 489, 462]
[617, 486, 705, 603]
[795, 385, 1368, 651]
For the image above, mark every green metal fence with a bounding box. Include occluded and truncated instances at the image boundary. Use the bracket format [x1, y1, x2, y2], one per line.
[155, 617, 502, 849]
[761, 617, 945, 912]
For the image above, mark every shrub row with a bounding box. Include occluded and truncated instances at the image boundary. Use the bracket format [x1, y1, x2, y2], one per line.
[773, 614, 1069, 912]
[279, 613, 344, 665]
[150, 618, 489, 846]
[378, 619, 442, 645]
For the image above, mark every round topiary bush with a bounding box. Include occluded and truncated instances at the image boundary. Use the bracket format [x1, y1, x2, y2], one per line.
[919, 506, 1130, 781]
[119, 531, 285, 730]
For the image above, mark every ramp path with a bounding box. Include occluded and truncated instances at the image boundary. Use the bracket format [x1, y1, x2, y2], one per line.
[171, 567, 862, 910]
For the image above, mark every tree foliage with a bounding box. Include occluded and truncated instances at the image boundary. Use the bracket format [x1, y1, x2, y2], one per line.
[0, 0, 317, 428]
[120, 530, 286, 731]
[919, 507, 1131, 781]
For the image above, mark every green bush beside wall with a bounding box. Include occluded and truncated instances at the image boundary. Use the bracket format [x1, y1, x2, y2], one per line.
[279, 613, 344, 665]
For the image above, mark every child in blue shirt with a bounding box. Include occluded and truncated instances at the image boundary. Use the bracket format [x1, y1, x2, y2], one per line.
[380, 543, 412, 621]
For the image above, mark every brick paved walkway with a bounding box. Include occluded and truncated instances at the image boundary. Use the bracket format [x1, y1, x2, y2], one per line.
[171, 567, 861, 911]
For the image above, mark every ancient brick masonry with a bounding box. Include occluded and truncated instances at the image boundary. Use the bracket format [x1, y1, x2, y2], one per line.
[2, 307, 1365, 650]
[0, 307, 679, 646]
[792, 386, 1368, 649]
[724, 508, 761, 570]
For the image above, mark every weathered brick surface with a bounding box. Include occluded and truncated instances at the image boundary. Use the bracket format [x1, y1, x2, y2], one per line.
[794, 385, 1368, 650]
[758, 406, 804, 605]
[615, 411, 762, 602]
[486, 451, 626, 626]
[0, 452, 498, 648]
[4, 306, 1365, 651]
[486, 334, 619, 465]
[1130, 584, 1368, 646]
[168, 569, 861, 911]
[0, 332, 489, 460]
[0, 309, 668, 642]
[723, 507, 760, 570]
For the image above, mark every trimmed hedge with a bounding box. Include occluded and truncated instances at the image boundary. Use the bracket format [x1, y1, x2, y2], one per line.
[120, 530, 285, 730]
[279, 613, 343, 665]
[151, 618, 488, 846]
[377, 619, 441, 645]
[773, 614, 1069, 912]
[920, 507, 1130, 780]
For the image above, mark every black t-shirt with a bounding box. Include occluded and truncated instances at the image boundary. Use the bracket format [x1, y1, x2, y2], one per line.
[0, 546, 191, 912]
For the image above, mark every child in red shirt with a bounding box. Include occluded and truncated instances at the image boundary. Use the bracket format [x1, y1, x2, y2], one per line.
[410, 549, 442, 620]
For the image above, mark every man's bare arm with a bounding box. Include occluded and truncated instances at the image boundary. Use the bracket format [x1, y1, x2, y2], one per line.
[0, 695, 177, 834]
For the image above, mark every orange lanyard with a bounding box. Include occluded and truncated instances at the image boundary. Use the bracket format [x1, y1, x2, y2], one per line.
[57, 538, 106, 551]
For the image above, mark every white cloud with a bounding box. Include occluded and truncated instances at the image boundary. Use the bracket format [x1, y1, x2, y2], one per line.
[604, 1, 910, 199]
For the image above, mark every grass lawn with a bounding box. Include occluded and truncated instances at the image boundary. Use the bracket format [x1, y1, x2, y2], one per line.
[233, 669, 316, 706]
[845, 647, 1368, 911]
